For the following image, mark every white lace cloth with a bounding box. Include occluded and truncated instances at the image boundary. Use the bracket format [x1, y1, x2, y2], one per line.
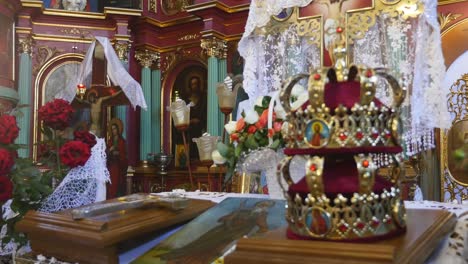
[55, 36, 147, 110]
[238, 0, 451, 156]
[39, 137, 110, 213]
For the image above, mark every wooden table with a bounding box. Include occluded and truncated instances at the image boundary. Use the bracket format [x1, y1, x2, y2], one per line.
[225, 209, 456, 264]
[16, 196, 214, 264]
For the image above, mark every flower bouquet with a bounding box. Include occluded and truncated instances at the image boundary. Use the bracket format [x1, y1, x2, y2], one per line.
[214, 96, 286, 186]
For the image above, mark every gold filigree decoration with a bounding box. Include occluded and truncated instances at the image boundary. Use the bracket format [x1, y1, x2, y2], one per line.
[33, 46, 61, 75]
[148, 0, 157, 13]
[17, 35, 34, 55]
[60, 28, 91, 36]
[160, 48, 207, 80]
[438, 13, 462, 32]
[447, 74, 468, 123]
[113, 42, 131, 62]
[200, 37, 227, 59]
[135, 49, 160, 68]
[178, 34, 199, 42]
[347, 0, 423, 43]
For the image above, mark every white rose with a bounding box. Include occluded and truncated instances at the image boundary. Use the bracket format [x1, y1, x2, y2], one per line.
[212, 150, 226, 165]
[274, 104, 286, 120]
[224, 121, 237, 134]
[255, 96, 265, 107]
[291, 84, 306, 98]
[244, 109, 259, 124]
[291, 91, 309, 110]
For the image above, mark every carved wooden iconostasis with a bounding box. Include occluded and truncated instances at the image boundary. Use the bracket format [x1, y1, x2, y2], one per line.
[438, 0, 468, 203]
[12, 0, 250, 167]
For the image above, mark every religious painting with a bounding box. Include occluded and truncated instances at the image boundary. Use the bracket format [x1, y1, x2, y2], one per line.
[0, 15, 14, 83]
[273, 8, 294, 21]
[44, 0, 98, 12]
[237, 171, 269, 194]
[161, 0, 193, 16]
[171, 65, 207, 160]
[305, 119, 330, 148]
[174, 144, 187, 168]
[299, 0, 373, 66]
[133, 197, 286, 264]
[305, 207, 332, 236]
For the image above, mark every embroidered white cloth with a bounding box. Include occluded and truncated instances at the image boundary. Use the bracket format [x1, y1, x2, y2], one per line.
[39, 137, 110, 213]
[55, 36, 147, 110]
[238, 0, 451, 156]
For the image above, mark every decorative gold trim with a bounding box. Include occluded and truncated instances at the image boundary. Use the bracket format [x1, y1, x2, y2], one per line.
[17, 35, 34, 55]
[32, 33, 94, 43]
[139, 16, 201, 28]
[33, 53, 84, 161]
[33, 46, 62, 75]
[113, 42, 131, 62]
[20, 0, 43, 8]
[441, 17, 468, 37]
[31, 21, 116, 31]
[438, 13, 462, 31]
[148, 0, 157, 13]
[200, 36, 227, 59]
[200, 29, 242, 42]
[185, 1, 249, 13]
[438, 0, 468, 5]
[15, 27, 33, 35]
[178, 34, 200, 42]
[135, 49, 160, 68]
[60, 28, 91, 36]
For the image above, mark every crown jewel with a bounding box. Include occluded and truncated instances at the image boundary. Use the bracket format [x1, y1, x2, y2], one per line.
[277, 30, 407, 241]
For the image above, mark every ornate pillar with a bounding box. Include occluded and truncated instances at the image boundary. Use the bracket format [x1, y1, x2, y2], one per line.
[201, 37, 227, 136]
[218, 46, 228, 135]
[135, 49, 159, 160]
[113, 41, 130, 139]
[151, 64, 162, 154]
[16, 36, 34, 157]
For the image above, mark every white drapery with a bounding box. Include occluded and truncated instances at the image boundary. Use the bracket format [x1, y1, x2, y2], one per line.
[56, 36, 147, 110]
[238, 0, 451, 155]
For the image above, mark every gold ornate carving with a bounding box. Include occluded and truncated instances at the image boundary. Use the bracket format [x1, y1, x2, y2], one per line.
[438, 13, 462, 31]
[200, 37, 227, 59]
[60, 28, 91, 36]
[113, 42, 131, 62]
[17, 35, 35, 55]
[148, 0, 157, 13]
[135, 49, 160, 68]
[347, 0, 423, 43]
[160, 48, 207, 80]
[33, 46, 61, 75]
[178, 34, 199, 42]
[441, 74, 468, 203]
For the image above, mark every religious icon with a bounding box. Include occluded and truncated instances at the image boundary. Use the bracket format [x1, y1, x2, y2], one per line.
[0, 15, 13, 82]
[106, 118, 128, 199]
[161, 0, 193, 15]
[133, 198, 286, 264]
[305, 207, 331, 236]
[305, 119, 330, 148]
[171, 65, 207, 159]
[175, 144, 187, 168]
[447, 119, 468, 183]
[76, 88, 123, 137]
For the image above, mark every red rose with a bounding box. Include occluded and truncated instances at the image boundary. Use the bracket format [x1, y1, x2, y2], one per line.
[268, 128, 274, 138]
[247, 125, 257, 134]
[0, 148, 14, 175]
[74, 130, 97, 149]
[236, 118, 246, 132]
[0, 115, 20, 144]
[230, 133, 239, 142]
[273, 121, 282, 132]
[59, 141, 91, 168]
[39, 99, 74, 130]
[0, 175, 13, 202]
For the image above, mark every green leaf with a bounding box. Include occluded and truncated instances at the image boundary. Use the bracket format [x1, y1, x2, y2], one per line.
[246, 135, 259, 150]
[234, 143, 243, 158]
[262, 96, 272, 108]
[270, 139, 280, 150]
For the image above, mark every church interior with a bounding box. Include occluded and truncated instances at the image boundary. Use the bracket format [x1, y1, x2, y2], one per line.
[0, 0, 467, 263]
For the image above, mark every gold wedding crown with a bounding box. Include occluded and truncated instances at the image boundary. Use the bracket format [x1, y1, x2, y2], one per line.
[277, 30, 407, 241]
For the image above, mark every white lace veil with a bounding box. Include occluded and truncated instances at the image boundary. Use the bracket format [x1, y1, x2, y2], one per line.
[238, 0, 451, 156]
[55, 36, 147, 110]
[39, 137, 110, 213]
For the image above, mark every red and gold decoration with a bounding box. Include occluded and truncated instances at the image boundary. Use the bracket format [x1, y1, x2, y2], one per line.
[277, 30, 406, 241]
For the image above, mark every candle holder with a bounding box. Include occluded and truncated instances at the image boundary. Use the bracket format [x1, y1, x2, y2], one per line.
[193, 134, 219, 191]
[167, 100, 194, 189]
[216, 77, 238, 143]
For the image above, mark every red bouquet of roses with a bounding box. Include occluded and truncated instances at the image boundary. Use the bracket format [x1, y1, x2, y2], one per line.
[74, 130, 97, 149]
[0, 115, 20, 145]
[38, 99, 75, 130]
[59, 141, 92, 168]
[0, 148, 15, 175]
